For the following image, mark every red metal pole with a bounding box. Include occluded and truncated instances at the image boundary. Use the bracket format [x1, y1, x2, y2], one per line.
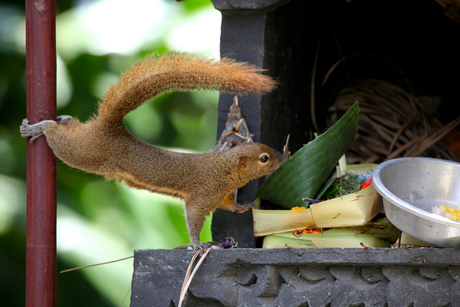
[25, 0, 57, 306]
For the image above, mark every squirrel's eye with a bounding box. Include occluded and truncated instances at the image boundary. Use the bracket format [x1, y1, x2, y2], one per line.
[259, 154, 269, 163]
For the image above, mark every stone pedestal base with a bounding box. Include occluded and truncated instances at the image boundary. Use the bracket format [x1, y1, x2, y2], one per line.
[131, 248, 460, 306]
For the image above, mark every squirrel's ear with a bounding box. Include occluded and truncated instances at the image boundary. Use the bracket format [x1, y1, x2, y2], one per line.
[237, 155, 250, 171]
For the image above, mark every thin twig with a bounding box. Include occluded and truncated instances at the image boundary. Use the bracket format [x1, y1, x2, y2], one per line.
[330, 79, 458, 163]
[388, 115, 417, 154]
[119, 286, 132, 307]
[60, 256, 134, 273]
[311, 39, 322, 133]
[179, 249, 200, 302]
[178, 247, 212, 307]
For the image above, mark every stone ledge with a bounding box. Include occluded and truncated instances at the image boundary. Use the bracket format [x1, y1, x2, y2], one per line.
[131, 248, 460, 306]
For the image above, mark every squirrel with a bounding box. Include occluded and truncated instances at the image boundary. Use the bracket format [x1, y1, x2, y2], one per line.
[20, 52, 286, 252]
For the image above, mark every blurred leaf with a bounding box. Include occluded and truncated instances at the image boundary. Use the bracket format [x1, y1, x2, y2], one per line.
[257, 101, 359, 209]
[180, 0, 214, 12]
[0, 174, 25, 235]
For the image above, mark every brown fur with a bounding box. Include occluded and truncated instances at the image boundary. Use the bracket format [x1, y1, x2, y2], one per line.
[21, 53, 284, 251]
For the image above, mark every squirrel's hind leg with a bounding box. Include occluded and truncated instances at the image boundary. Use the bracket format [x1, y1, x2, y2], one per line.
[20, 115, 73, 143]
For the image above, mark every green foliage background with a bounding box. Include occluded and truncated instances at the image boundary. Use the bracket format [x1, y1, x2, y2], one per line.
[0, 0, 220, 305]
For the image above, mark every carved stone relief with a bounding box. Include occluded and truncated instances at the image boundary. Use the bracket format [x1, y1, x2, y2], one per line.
[131, 249, 460, 306]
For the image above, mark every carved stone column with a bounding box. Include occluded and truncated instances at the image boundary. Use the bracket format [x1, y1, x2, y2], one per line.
[210, 0, 313, 248]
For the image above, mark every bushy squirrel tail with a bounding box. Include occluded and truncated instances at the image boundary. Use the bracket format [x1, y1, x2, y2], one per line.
[97, 52, 277, 127]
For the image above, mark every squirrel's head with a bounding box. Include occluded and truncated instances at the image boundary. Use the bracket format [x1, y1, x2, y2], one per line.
[231, 142, 287, 181]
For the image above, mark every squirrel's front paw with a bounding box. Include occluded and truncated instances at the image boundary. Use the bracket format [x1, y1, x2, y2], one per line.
[235, 201, 258, 213]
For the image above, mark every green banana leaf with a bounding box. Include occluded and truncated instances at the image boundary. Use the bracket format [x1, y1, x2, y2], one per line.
[257, 101, 359, 209]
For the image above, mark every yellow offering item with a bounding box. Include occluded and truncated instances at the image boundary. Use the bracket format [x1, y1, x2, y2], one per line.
[433, 204, 460, 221]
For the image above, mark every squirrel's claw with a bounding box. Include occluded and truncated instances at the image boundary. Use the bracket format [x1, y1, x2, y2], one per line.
[235, 201, 258, 213]
[193, 242, 213, 255]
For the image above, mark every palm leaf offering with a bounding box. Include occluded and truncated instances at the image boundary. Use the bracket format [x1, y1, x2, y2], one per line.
[260, 216, 399, 249]
[262, 226, 392, 249]
[325, 217, 400, 243]
[252, 102, 402, 248]
[392, 232, 436, 248]
[257, 101, 359, 209]
[253, 164, 381, 236]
